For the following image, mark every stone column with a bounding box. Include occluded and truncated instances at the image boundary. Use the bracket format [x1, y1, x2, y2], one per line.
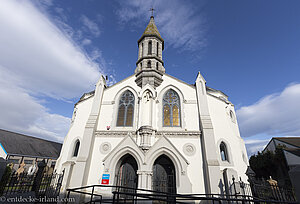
[137, 170, 153, 190]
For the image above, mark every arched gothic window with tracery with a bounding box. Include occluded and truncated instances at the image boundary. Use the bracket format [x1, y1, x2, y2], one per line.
[163, 89, 181, 127]
[117, 90, 135, 127]
[220, 142, 228, 161]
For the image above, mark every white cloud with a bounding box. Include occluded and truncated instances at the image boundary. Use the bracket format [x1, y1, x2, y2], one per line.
[244, 138, 270, 145]
[116, 0, 207, 51]
[243, 137, 270, 156]
[0, 66, 70, 142]
[0, 0, 101, 99]
[82, 38, 92, 46]
[237, 83, 300, 138]
[80, 15, 101, 37]
[247, 143, 267, 156]
[0, 0, 106, 142]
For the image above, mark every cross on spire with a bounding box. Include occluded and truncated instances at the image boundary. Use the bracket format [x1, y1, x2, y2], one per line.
[149, 7, 155, 17]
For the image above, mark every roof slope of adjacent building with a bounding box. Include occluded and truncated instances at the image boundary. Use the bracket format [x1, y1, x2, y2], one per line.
[0, 129, 62, 159]
[284, 148, 300, 157]
[274, 137, 300, 148]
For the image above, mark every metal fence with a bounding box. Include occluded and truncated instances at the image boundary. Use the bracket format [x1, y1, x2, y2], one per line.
[66, 184, 298, 204]
[0, 169, 64, 198]
[230, 177, 297, 203]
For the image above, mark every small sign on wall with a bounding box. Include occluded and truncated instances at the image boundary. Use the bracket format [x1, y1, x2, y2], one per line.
[101, 174, 110, 185]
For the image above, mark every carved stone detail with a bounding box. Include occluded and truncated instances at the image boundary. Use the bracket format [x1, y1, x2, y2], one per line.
[183, 143, 196, 156]
[100, 142, 111, 154]
[138, 125, 154, 150]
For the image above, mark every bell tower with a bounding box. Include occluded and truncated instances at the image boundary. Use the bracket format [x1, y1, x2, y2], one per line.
[135, 15, 165, 88]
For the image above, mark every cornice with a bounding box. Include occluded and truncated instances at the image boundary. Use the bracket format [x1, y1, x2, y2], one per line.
[95, 131, 136, 137]
[95, 130, 201, 138]
[156, 131, 201, 138]
[136, 55, 164, 66]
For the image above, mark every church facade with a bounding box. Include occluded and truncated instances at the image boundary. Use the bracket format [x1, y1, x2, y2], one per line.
[55, 16, 249, 195]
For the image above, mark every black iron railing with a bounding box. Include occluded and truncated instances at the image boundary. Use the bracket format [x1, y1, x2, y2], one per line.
[0, 169, 64, 198]
[231, 177, 297, 202]
[65, 184, 298, 204]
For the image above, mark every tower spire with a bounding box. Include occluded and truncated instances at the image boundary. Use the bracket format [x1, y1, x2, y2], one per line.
[135, 16, 165, 88]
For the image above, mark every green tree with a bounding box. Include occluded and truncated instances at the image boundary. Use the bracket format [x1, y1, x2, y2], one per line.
[249, 146, 291, 187]
[0, 165, 12, 195]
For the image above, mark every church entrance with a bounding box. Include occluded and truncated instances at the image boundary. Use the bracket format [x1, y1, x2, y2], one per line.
[152, 155, 176, 194]
[115, 154, 138, 198]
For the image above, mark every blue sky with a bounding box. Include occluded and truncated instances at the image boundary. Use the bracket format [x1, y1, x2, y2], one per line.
[0, 0, 299, 156]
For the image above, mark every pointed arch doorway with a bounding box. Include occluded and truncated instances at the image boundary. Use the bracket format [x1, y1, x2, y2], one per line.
[115, 154, 138, 196]
[152, 155, 176, 194]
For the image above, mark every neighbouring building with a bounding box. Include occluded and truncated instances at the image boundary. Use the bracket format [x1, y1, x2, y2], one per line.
[55, 16, 249, 195]
[0, 129, 62, 171]
[263, 137, 300, 170]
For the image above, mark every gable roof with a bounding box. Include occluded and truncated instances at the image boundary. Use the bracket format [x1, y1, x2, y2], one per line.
[274, 137, 300, 148]
[0, 129, 62, 159]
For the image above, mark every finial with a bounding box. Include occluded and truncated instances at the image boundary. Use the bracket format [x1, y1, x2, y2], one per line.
[149, 7, 155, 18]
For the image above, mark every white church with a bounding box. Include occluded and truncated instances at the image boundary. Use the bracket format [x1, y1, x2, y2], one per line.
[55, 16, 249, 196]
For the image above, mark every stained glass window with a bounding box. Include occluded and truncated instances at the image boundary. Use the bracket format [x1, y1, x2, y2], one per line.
[117, 91, 135, 127]
[163, 90, 181, 127]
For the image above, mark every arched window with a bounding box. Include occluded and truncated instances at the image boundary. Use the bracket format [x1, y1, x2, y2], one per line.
[156, 62, 158, 70]
[163, 89, 181, 127]
[147, 60, 151, 68]
[148, 40, 152, 55]
[220, 142, 228, 161]
[156, 42, 159, 57]
[141, 43, 144, 56]
[73, 140, 80, 157]
[117, 90, 135, 127]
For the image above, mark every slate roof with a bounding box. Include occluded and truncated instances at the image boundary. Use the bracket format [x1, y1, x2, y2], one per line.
[0, 129, 62, 159]
[138, 16, 164, 47]
[142, 16, 163, 39]
[274, 137, 300, 148]
[284, 148, 300, 157]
